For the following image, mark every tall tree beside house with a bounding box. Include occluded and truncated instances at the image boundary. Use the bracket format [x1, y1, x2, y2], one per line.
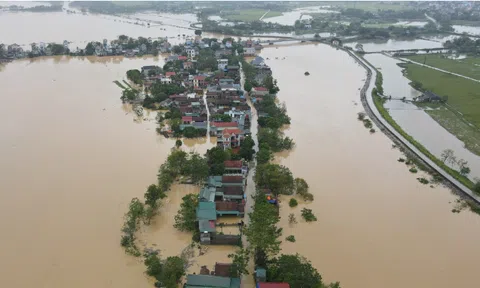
[194, 29, 202, 36]
[263, 75, 280, 94]
[255, 163, 295, 196]
[244, 192, 282, 259]
[85, 42, 96, 55]
[205, 146, 230, 175]
[228, 248, 250, 277]
[172, 45, 182, 54]
[173, 193, 198, 232]
[239, 135, 255, 161]
[267, 254, 326, 288]
[126, 69, 143, 85]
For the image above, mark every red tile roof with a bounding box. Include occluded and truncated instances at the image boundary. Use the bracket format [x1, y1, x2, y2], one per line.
[195, 75, 206, 81]
[254, 87, 268, 91]
[222, 175, 243, 183]
[178, 56, 188, 61]
[166, 72, 176, 77]
[224, 160, 242, 168]
[223, 128, 242, 135]
[212, 122, 238, 128]
[182, 116, 193, 122]
[257, 283, 290, 288]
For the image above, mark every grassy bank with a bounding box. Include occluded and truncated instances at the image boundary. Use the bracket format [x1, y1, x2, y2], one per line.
[426, 107, 480, 156]
[368, 66, 477, 193]
[405, 54, 480, 80]
[403, 64, 480, 128]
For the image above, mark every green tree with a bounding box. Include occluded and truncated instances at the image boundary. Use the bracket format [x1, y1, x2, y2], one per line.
[195, 29, 202, 36]
[126, 69, 143, 85]
[267, 254, 324, 288]
[172, 45, 182, 54]
[85, 42, 95, 55]
[294, 178, 313, 201]
[205, 147, 230, 175]
[144, 184, 166, 208]
[244, 80, 253, 92]
[144, 253, 163, 279]
[185, 152, 209, 184]
[228, 248, 250, 277]
[239, 135, 255, 161]
[244, 193, 282, 257]
[263, 75, 280, 94]
[174, 194, 198, 232]
[255, 163, 295, 196]
[474, 181, 480, 194]
[120, 89, 138, 102]
[160, 256, 186, 288]
[166, 149, 188, 176]
[175, 139, 183, 148]
[256, 146, 273, 165]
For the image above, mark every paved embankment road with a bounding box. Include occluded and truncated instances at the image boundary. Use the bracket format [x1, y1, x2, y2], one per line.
[259, 10, 271, 21]
[347, 49, 480, 204]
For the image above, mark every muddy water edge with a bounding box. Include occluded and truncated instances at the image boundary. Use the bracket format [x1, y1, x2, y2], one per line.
[260, 44, 480, 288]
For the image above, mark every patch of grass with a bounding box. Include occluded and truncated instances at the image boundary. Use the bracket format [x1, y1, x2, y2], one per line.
[404, 64, 480, 128]
[301, 208, 317, 222]
[286, 235, 296, 242]
[289, 198, 298, 208]
[405, 54, 480, 81]
[223, 9, 282, 22]
[424, 107, 480, 156]
[114, 80, 127, 89]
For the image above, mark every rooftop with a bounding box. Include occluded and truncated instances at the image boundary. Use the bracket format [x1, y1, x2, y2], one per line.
[196, 201, 217, 221]
[212, 122, 238, 128]
[257, 283, 290, 288]
[185, 275, 240, 288]
[222, 175, 243, 183]
[224, 160, 242, 168]
[254, 87, 268, 91]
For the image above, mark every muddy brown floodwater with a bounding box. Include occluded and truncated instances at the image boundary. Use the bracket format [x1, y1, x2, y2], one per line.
[0, 56, 217, 288]
[260, 44, 480, 288]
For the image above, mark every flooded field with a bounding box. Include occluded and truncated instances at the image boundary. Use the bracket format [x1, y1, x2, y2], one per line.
[365, 53, 480, 180]
[260, 44, 480, 288]
[345, 38, 444, 52]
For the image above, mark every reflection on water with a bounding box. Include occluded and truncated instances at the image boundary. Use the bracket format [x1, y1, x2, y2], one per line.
[260, 44, 480, 288]
[365, 53, 480, 180]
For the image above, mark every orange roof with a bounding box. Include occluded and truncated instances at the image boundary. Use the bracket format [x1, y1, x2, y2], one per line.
[223, 128, 242, 135]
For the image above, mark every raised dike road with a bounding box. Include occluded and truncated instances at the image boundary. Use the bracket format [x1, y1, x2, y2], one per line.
[345, 49, 480, 204]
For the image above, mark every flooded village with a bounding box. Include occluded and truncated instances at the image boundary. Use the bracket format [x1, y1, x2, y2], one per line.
[3, 1, 480, 288]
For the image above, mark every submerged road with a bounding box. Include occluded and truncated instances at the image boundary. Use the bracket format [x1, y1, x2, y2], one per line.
[239, 58, 259, 288]
[346, 49, 480, 204]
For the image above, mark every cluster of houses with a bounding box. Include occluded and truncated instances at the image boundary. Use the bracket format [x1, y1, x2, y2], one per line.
[196, 160, 248, 246]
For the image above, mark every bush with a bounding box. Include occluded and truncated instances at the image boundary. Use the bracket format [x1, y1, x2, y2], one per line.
[301, 208, 317, 222]
[397, 158, 405, 162]
[474, 181, 480, 194]
[357, 112, 366, 120]
[369, 128, 376, 133]
[417, 177, 429, 184]
[289, 198, 298, 207]
[286, 235, 296, 242]
[409, 167, 418, 173]
[288, 213, 297, 224]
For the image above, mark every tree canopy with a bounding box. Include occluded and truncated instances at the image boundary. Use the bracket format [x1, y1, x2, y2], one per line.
[255, 163, 295, 196]
[174, 193, 198, 232]
[267, 254, 323, 288]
